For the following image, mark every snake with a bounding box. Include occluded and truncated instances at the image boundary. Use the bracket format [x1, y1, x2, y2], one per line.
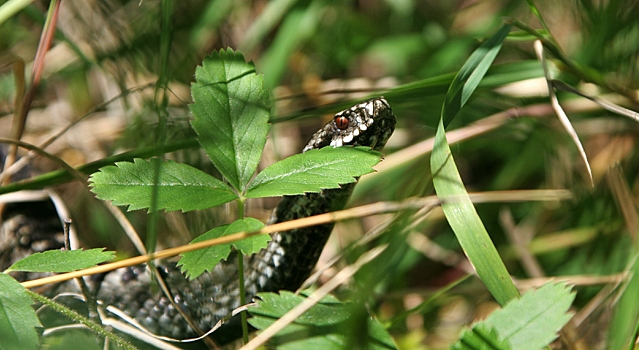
[0, 97, 396, 345]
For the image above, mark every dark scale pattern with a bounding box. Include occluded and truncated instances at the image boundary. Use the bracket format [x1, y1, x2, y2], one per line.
[0, 199, 66, 283]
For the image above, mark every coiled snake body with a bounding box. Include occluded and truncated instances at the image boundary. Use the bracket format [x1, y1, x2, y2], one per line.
[1, 97, 396, 344]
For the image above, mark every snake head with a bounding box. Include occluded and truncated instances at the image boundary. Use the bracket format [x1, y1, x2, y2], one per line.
[303, 97, 396, 153]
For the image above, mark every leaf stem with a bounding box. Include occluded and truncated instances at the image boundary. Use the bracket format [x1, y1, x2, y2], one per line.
[237, 197, 249, 344]
[26, 290, 135, 350]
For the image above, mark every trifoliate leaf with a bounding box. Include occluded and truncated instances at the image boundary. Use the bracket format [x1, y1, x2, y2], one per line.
[190, 48, 270, 192]
[7, 248, 114, 273]
[0, 274, 41, 350]
[89, 158, 237, 212]
[245, 147, 382, 198]
[178, 218, 269, 280]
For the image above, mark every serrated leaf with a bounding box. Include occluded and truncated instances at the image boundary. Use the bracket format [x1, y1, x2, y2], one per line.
[0, 274, 41, 350]
[250, 292, 347, 326]
[229, 218, 270, 255]
[245, 147, 382, 198]
[7, 248, 114, 273]
[189, 48, 270, 192]
[484, 282, 575, 350]
[178, 218, 269, 280]
[248, 291, 396, 349]
[89, 158, 237, 212]
[179, 225, 231, 280]
[452, 323, 511, 350]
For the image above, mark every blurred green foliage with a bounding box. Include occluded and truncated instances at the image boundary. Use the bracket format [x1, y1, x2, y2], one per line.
[1, 0, 639, 349]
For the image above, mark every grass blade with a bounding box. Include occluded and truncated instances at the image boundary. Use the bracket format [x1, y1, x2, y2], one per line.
[431, 24, 520, 305]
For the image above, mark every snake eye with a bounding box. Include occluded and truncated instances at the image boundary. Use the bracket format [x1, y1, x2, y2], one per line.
[334, 116, 349, 130]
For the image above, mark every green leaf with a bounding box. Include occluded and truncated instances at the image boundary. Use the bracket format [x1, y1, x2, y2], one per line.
[452, 283, 574, 350]
[0, 274, 41, 350]
[431, 24, 520, 306]
[442, 24, 512, 126]
[250, 292, 347, 325]
[230, 218, 270, 255]
[608, 253, 639, 349]
[178, 218, 269, 280]
[248, 291, 396, 350]
[89, 158, 237, 212]
[189, 48, 271, 192]
[483, 282, 575, 350]
[7, 248, 114, 273]
[245, 147, 382, 198]
[452, 323, 511, 350]
[41, 329, 103, 350]
[178, 225, 231, 280]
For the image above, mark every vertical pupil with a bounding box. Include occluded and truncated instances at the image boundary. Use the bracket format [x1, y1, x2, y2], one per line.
[335, 116, 349, 130]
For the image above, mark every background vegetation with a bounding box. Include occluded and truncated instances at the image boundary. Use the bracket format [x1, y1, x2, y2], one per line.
[1, 0, 639, 349]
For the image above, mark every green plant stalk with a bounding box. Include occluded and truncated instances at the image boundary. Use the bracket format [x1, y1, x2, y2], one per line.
[26, 290, 136, 350]
[147, 0, 174, 253]
[146, 118, 166, 251]
[236, 197, 250, 344]
[145, 135, 162, 250]
[158, 0, 173, 91]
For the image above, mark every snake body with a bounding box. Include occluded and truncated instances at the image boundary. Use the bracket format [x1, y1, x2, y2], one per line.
[1, 97, 396, 344]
